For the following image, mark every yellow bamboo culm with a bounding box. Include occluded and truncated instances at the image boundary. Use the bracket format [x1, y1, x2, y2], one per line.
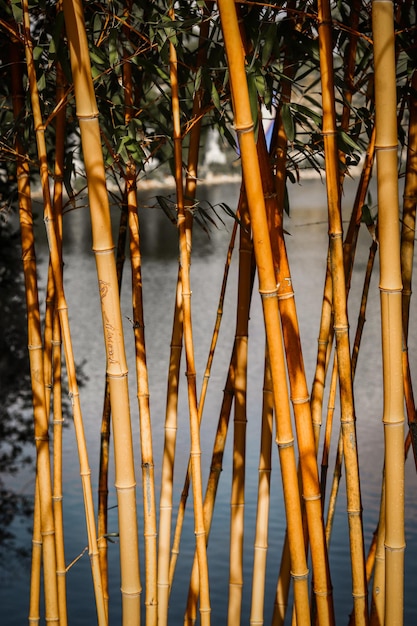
[15, 17, 60, 623]
[372, 2, 406, 625]
[317, 0, 369, 623]
[168, 9, 211, 625]
[62, 1, 141, 623]
[217, 1, 310, 624]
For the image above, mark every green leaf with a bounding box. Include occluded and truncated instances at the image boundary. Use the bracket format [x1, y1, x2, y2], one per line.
[211, 81, 220, 111]
[281, 103, 295, 142]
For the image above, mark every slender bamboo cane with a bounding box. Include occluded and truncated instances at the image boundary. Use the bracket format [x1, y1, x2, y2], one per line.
[401, 69, 417, 464]
[324, 239, 378, 543]
[63, 0, 143, 622]
[317, 1, 369, 622]
[183, 221, 242, 625]
[50, 47, 69, 626]
[23, 24, 108, 626]
[29, 484, 42, 625]
[11, 34, 59, 624]
[169, 12, 211, 624]
[158, 9, 211, 622]
[97, 199, 128, 614]
[259, 116, 335, 625]
[249, 352, 273, 626]
[52, 312, 67, 626]
[372, 3, 405, 624]
[120, 9, 158, 623]
[128, 190, 158, 625]
[271, 531, 291, 626]
[217, 2, 310, 623]
[369, 476, 386, 626]
[227, 198, 251, 626]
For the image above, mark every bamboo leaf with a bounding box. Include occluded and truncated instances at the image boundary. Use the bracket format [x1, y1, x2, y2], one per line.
[281, 103, 295, 142]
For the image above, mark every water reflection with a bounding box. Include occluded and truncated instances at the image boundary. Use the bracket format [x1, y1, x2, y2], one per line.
[1, 178, 417, 624]
[0, 220, 34, 565]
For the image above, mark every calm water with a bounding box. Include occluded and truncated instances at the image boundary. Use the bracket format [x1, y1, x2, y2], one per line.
[1, 177, 417, 624]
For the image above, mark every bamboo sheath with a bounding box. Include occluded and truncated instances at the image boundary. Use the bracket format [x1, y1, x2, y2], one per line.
[11, 34, 59, 624]
[63, 1, 142, 623]
[317, 1, 369, 623]
[217, 1, 310, 624]
[372, 3, 406, 624]
[169, 18, 211, 625]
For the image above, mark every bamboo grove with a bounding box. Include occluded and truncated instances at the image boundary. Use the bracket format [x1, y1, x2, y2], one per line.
[0, 0, 417, 623]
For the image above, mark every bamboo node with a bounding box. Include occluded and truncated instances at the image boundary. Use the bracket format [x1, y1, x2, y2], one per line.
[333, 324, 349, 333]
[115, 481, 136, 490]
[303, 493, 321, 502]
[278, 291, 294, 301]
[277, 438, 294, 449]
[94, 245, 116, 254]
[329, 231, 343, 240]
[120, 588, 141, 598]
[291, 395, 310, 405]
[384, 542, 406, 551]
[233, 122, 254, 135]
[313, 588, 333, 597]
[34, 435, 49, 442]
[290, 568, 309, 580]
[379, 286, 402, 294]
[321, 129, 337, 136]
[80, 469, 91, 477]
[259, 287, 278, 299]
[264, 191, 277, 200]
[27, 343, 42, 351]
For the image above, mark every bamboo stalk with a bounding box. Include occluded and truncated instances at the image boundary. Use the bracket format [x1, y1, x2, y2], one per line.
[228, 198, 251, 626]
[29, 484, 42, 625]
[169, 12, 211, 624]
[97, 198, 128, 614]
[158, 8, 211, 622]
[372, 3, 405, 624]
[258, 91, 334, 623]
[401, 69, 417, 464]
[128, 189, 158, 625]
[249, 352, 273, 626]
[183, 220, 241, 625]
[63, 0, 143, 622]
[11, 34, 59, 624]
[217, 2, 310, 623]
[120, 8, 158, 623]
[317, 1, 369, 622]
